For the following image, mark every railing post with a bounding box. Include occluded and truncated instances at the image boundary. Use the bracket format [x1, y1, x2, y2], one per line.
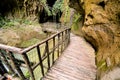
[61, 32, 63, 53]
[66, 28, 71, 46]
[57, 34, 60, 57]
[46, 41, 50, 70]
[52, 37, 55, 64]
[0, 50, 15, 74]
[36, 46, 45, 77]
[68, 28, 71, 43]
[22, 53, 35, 80]
[8, 51, 26, 80]
[65, 29, 68, 48]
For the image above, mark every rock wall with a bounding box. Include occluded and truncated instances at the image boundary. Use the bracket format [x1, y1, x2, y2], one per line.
[0, 0, 42, 20]
[69, 0, 120, 79]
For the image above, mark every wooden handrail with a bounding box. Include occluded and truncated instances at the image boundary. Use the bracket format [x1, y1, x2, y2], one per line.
[0, 27, 71, 80]
[0, 27, 70, 54]
[21, 27, 71, 54]
[0, 44, 22, 53]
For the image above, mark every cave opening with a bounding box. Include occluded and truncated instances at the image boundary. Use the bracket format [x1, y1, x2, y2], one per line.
[47, 0, 56, 7]
[0, 0, 17, 17]
[39, 0, 62, 23]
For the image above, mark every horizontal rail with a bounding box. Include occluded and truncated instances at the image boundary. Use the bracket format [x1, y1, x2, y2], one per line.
[21, 27, 71, 54]
[0, 27, 71, 80]
[0, 27, 70, 54]
[0, 44, 22, 53]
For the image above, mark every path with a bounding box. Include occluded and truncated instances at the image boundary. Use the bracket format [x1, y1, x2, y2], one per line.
[43, 33, 96, 80]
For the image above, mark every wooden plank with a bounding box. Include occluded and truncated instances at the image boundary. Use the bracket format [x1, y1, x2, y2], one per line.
[43, 33, 96, 80]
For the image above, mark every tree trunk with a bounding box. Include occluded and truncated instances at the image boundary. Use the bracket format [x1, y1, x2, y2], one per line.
[69, 0, 120, 79]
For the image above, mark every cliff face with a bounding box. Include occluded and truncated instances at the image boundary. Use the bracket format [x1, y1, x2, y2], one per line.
[82, 0, 120, 65]
[69, 0, 120, 79]
[0, 0, 42, 20]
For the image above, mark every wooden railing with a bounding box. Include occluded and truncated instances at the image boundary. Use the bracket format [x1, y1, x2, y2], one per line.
[0, 27, 71, 80]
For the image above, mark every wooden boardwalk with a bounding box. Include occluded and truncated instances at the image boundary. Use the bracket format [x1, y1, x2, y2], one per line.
[43, 34, 96, 80]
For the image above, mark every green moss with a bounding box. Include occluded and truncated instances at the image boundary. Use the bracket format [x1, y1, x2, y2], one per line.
[97, 60, 108, 71]
[20, 38, 41, 48]
[72, 13, 82, 29]
[71, 13, 83, 36]
[63, 6, 71, 23]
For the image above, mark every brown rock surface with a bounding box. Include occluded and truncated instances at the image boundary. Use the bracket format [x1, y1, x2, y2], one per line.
[69, 0, 120, 79]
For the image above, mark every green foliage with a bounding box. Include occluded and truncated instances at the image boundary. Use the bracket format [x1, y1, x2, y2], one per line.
[63, 5, 70, 23]
[72, 13, 82, 30]
[40, 0, 64, 16]
[97, 60, 108, 71]
[40, 0, 52, 16]
[40, 0, 46, 3]
[52, 0, 64, 15]
[0, 16, 9, 28]
[21, 19, 32, 25]
[20, 38, 40, 48]
[0, 17, 32, 29]
[25, 71, 30, 78]
[44, 5, 52, 16]
[0, 17, 18, 28]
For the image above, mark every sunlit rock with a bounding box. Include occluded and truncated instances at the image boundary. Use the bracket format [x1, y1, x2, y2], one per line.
[69, 0, 120, 79]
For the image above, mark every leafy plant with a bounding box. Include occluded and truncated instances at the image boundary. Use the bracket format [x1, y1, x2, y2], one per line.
[0, 16, 7, 28]
[40, 0, 52, 16]
[72, 13, 82, 30]
[52, 0, 64, 15]
[25, 71, 30, 78]
[40, 0, 64, 16]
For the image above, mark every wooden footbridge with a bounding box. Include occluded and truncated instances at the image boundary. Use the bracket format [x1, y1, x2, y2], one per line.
[0, 27, 96, 80]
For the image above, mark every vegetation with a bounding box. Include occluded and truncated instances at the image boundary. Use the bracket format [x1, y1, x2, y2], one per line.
[72, 13, 82, 30]
[52, 0, 64, 15]
[0, 17, 32, 28]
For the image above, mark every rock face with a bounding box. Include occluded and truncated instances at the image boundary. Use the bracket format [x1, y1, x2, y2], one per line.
[69, 0, 120, 79]
[0, 0, 42, 20]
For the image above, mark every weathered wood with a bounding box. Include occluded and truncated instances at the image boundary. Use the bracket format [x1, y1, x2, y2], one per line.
[46, 41, 50, 70]
[22, 53, 35, 80]
[21, 27, 71, 54]
[61, 32, 63, 53]
[0, 27, 71, 80]
[8, 51, 26, 80]
[68, 29, 71, 43]
[0, 50, 15, 73]
[0, 28, 70, 54]
[43, 34, 96, 80]
[37, 46, 45, 76]
[57, 34, 60, 57]
[52, 37, 55, 64]
[0, 44, 22, 54]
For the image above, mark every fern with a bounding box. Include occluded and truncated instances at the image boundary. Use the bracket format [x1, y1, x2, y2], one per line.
[72, 13, 82, 30]
[52, 0, 64, 15]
